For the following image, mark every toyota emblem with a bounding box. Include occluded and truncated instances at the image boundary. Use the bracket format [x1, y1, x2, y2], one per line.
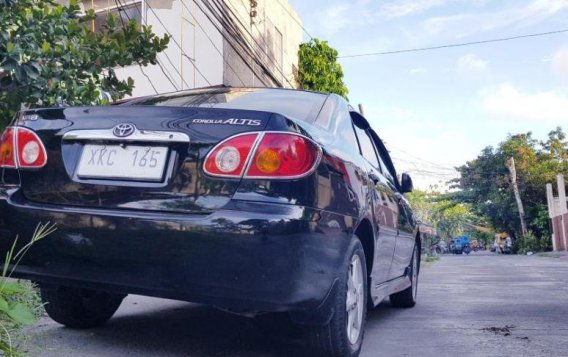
[113, 123, 136, 138]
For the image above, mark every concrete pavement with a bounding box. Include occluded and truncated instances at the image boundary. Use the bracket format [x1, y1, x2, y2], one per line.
[24, 252, 568, 356]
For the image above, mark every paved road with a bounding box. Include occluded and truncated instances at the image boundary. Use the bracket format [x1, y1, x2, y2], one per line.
[25, 253, 568, 356]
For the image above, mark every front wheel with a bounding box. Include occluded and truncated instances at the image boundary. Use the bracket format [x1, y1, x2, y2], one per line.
[305, 237, 368, 357]
[390, 244, 419, 308]
[40, 286, 126, 329]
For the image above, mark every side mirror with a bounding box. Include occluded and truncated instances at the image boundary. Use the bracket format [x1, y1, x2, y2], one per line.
[401, 173, 413, 193]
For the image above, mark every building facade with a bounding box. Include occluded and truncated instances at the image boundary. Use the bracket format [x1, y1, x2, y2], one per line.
[547, 174, 568, 251]
[60, 0, 303, 96]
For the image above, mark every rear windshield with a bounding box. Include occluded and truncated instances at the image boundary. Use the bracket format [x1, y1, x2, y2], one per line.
[126, 88, 328, 123]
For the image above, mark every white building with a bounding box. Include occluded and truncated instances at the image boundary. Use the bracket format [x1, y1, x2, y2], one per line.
[62, 0, 303, 97]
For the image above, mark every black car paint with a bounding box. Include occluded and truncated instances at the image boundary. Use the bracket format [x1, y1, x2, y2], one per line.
[0, 87, 418, 323]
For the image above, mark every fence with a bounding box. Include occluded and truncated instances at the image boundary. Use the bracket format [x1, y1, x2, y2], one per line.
[546, 174, 568, 251]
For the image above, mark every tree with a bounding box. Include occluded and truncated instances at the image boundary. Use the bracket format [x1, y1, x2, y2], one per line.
[0, 0, 169, 129]
[453, 128, 568, 251]
[407, 189, 481, 241]
[297, 38, 348, 98]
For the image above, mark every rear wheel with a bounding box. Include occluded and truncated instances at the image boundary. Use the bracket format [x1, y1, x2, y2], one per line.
[305, 237, 367, 357]
[390, 244, 419, 308]
[40, 286, 125, 329]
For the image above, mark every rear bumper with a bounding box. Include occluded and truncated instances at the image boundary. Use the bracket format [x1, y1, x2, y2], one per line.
[0, 188, 352, 314]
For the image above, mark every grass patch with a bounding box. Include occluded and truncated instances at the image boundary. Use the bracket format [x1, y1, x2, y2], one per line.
[536, 252, 562, 258]
[422, 256, 440, 263]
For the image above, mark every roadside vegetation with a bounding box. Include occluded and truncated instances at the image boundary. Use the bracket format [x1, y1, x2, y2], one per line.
[409, 128, 568, 254]
[0, 0, 170, 130]
[0, 222, 56, 356]
[296, 38, 349, 99]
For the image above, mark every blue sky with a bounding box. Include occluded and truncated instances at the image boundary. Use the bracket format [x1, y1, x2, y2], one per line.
[288, 0, 568, 188]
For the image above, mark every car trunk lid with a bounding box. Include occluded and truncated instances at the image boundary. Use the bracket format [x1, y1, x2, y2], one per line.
[15, 106, 271, 214]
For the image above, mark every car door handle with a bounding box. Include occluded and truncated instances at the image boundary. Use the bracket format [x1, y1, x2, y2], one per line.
[368, 172, 379, 184]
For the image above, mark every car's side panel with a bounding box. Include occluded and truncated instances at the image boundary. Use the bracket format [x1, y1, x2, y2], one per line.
[372, 173, 399, 283]
[390, 194, 416, 279]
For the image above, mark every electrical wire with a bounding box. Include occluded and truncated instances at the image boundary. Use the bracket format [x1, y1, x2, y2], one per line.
[274, 0, 313, 40]
[202, 0, 279, 86]
[113, 0, 180, 91]
[142, 0, 211, 86]
[339, 28, 568, 58]
[225, 0, 296, 88]
[109, 0, 162, 93]
[192, 0, 271, 86]
[179, 0, 247, 87]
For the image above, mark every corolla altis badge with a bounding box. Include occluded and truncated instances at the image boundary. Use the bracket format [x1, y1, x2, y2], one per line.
[192, 118, 262, 126]
[113, 123, 136, 137]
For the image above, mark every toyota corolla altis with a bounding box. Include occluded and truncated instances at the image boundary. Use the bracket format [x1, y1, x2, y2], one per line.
[0, 87, 420, 357]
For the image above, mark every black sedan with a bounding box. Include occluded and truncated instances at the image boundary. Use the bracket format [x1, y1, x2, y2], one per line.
[0, 87, 420, 357]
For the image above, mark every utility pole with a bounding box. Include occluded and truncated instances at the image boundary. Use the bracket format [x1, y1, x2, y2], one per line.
[358, 104, 365, 116]
[506, 157, 528, 236]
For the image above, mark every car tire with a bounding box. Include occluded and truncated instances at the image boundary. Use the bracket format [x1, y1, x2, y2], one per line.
[305, 236, 367, 357]
[389, 244, 419, 308]
[40, 286, 126, 329]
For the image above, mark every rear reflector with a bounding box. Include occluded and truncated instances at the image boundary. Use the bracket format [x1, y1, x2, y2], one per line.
[204, 132, 321, 179]
[0, 127, 47, 169]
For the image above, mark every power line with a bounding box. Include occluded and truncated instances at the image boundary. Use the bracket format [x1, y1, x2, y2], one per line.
[225, 0, 296, 88]
[195, 0, 271, 86]
[114, 0, 180, 91]
[274, 0, 313, 40]
[339, 28, 568, 58]
[179, 0, 247, 87]
[205, 0, 285, 87]
[143, 0, 212, 86]
[111, 0, 164, 93]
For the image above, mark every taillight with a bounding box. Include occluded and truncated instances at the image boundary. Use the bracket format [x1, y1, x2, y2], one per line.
[245, 133, 320, 178]
[0, 127, 16, 168]
[204, 132, 321, 179]
[203, 133, 260, 177]
[0, 127, 47, 169]
[16, 127, 47, 168]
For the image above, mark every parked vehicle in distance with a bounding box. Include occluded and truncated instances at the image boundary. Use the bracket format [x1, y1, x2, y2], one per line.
[0, 87, 420, 357]
[494, 233, 513, 254]
[450, 235, 471, 254]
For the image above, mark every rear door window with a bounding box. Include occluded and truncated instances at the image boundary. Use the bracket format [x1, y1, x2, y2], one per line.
[354, 126, 380, 169]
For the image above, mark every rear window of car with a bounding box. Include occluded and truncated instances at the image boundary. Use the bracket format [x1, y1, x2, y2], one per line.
[126, 88, 328, 123]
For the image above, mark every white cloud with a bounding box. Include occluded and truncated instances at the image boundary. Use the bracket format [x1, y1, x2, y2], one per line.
[457, 54, 488, 74]
[481, 83, 568, 123]
[363, 106, 470, 190]
[409, 67, 428, 75]
[551, 47, 568, 82]
[378, 0, 451, 18]
[420, 0, 568, 40]
[314, 4, 352, 36]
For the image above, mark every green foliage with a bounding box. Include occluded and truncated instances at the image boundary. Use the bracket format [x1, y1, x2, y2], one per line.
[516, 231, 540, 255]
[0, 222, 56, 356]
[297, 38, 348, 98]
[453, 127, 568, 251]
[407, 188, 481, 241]
[423, 256, 439, 263]
[0, 0, 170, 129]
[471, 231, 493, 245]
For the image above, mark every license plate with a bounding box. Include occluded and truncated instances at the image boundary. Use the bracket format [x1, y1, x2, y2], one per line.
[76, 144, 168, 181]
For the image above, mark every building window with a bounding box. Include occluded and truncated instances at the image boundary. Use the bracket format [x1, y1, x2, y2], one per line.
[85, 1, 142, 32]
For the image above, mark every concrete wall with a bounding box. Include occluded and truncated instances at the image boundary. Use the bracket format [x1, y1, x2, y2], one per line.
[223, 0, 302, 88]
[547, 174, 568, 251]
[66, 0, 302, 97]
[112, 0, 224, 96]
